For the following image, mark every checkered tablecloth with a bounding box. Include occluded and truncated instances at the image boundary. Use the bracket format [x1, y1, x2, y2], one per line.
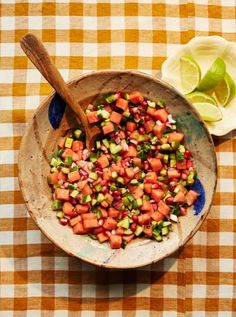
[0, 1, 235, 316]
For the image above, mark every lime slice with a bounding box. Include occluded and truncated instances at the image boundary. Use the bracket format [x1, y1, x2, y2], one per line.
[192, 102, 222, 122]
[180, 55, 201, 94]
[197, 57, 226, 91]
[214, 72, 236, 106]
[185, 91, 217, 105]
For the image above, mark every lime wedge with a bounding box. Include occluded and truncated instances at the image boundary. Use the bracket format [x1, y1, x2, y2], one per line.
[180, 55, 201, 94]
[185, 91, 217, 105]
[192, 102, 222, 122]
[197, 57, 226, 91]
[214, 72, 236, 106]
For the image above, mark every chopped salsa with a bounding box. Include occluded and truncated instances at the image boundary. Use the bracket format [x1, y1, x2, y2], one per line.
[47, 91, 199, 249]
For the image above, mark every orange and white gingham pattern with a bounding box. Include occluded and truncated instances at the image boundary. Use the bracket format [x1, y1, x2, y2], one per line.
[0, 1, 235, 316]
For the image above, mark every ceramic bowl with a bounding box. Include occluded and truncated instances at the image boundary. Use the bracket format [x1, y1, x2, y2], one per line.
[18, 70, 217, 269]
[161, 36, 236, 136]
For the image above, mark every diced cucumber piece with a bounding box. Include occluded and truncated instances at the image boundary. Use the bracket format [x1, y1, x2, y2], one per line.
[117, 177, 124, 184]
[123, 110, 130, 118]
[117, 217, 130, 229]
[50, 167, 58, 173]
[161, 226, 169, 236]
[66, 184, 76, 190]
[111, 171, 118, 179]
[56, 211, 64, 218]
[73, 129, 82, 139]
[157, 99, 165, 107]
[90, 153, 98, 162]
[70, 190, 79, 198]
[106, 94, 116, 103]
[96, 140, 101, 149]
[102, 139, 110, 148]
[65, 137, 73, 148]
[135, 225, 143, 236]
[82, 195, 91, 203]
[122, 197, 130, 206]
[171, 141, 180, 150]
[163, 154, 169, 164]
[61, 167, 70, 174]
[132, 198, 142, 209]
[50, 157, 63, 167]
[160, 169, 167, 176]
[170, 153, 176, 160]
[124, 92, 130, 100]
[110, 143, 122, 155]
[97, 193, 105, 202]
[89, 172, 98, 180]
[170, 159, 176, 168]
[147, 100, 156, 108]
[98, 109, 110, 119]
[128, 203, 133, 211]
[126, 193, 134, 202]
[154, 234, 163, 241]
[71, 166, 79, 172]
[94, 184, 102, 192]
[163, 221, 172, 227]
[121, 188, 127, 195]
[91, 199, 97, 206]
[88, 233, 97, 240]
[161, 143, 171, 151]
[51, 200, 62, 211]
[64, 156, 73, 166]
[157, 176, 168, 181]
[130, 179, 138, 185]
[143, 195, 150, 202]
[179, 145, 185, 153]
[110, 184, 117, 191]
[124, 228, 133, 235]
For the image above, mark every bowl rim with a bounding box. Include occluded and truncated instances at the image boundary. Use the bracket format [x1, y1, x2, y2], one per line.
[18, 69, 218, 269]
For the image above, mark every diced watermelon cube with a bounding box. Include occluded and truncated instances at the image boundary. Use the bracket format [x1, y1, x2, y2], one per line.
[83, 219, 99, 229]
[47, 172, 59, 185]
[141, 200, 152, 211]
[108, 207, 120, 218]
[138, 213, 151, 225]
[62, 202, 74, 215]
[72, 140, 84, 152]
[81, 183, 92, 195]
[186, 190, 199, 206]
[102, 122, 115, 134]
[151, 211, 164, 222]
[122, 234, 135, 243]
[109, 234, 122, 249]
[144, 172, 157, 184]
[74, 204, 89, 214]
[133, 157, 142, 167]
[97, 232, 109, 243]
[153, 109, 169, 122]
[125, 167, 135, 179]
[69, 215, 82, 227]
[173, 191, 186, 203]
[147, 107, 156, 116]
[123, 145, 137, 157]
[153, 124, 165, 138]
[55, 188, 70, 201]
[176, 160, 187, 170]
[168, 132, 184, 143]
[73, 222, 91, 234]
[149, 158, 163, 172]
[128, 185, 143, 199]
[158, 200, 170, 216]
[81, 213, 97, 220]
[129, 91, 144, 104]
[61, 148, 74, 159]
[86, 111, 100, 124]
[126, 121, 137, 132]
[68, 171, 81, 183]
[97, 154, 110, 168]
[110, 111, 122, 124]
[103, 217, 118, 230]
[116, 98, 128, 111]
[167, 168, 181, 179]
[151, 189, 164, 202]
[144, 120, 155, 133]
[144, 183, 152, 194]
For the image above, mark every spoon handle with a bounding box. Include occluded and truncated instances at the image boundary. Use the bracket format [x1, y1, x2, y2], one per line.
[20, 33, 89, 129]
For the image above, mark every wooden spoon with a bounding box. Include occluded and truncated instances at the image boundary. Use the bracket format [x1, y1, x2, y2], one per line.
[20, 33, 101, 150]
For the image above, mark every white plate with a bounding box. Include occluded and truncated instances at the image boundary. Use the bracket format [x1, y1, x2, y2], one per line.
[161, 36, 236, 136]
